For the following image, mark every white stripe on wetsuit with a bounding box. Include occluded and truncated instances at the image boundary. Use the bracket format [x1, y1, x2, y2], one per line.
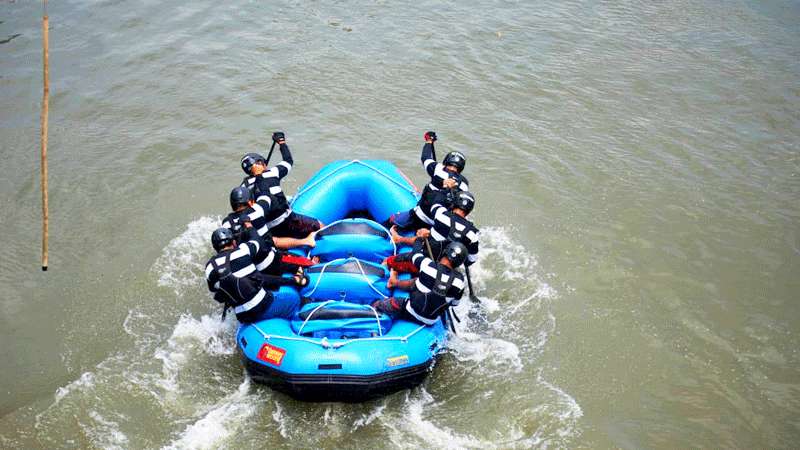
[266, 209, 292, 228]
[424, 162, 470, 193]
[254, 249, 276, 272]
[233, 288, 267, 314]
[244, 202, 270, 236]
[405, 300, 438, 326]
[413, 205, 435, 225]
[430, 204, 480, 263]
[413, 257, 465, 302]
[209, 243, 259, 279]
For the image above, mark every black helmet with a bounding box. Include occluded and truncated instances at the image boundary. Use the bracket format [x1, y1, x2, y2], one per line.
[229, 186, 251, 210]
[240, 152, 266, 174]
[453, 190, 475, 214]
[443, 151, 466, 172]
[443, 241, 468, 267]
[211, 227, 235, 252]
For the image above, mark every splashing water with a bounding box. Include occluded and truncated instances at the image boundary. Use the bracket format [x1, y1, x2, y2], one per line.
[153, 313, 238, 395]
[83, 411, 129, 450]
[11, 222, 580, 449]
[152, 216, 221, 296]
[164, 379, 260, 450]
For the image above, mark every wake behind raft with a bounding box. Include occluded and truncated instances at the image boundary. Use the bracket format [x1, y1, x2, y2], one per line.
[236, 160, 450, 402]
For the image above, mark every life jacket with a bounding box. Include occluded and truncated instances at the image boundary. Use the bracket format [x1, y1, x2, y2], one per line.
[243, 175, 290, 222]
[224, 212, 246, 242]
[209, 252, 235, 306]
[209, 252, 261, 308]
[446, 215, 465, 241]
[431, 266, 456, 298]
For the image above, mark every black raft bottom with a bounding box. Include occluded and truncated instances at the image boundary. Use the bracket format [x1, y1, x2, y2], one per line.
[244, 357, 434, 402]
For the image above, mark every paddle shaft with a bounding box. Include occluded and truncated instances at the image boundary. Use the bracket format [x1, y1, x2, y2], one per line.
[264, 141, 277, 167]
[465, 264, 479, 302]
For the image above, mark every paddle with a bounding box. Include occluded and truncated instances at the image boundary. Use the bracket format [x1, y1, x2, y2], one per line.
[264, 139, 277, 167]
[425, 131, 437, 161]
[464, 264, 479, 303]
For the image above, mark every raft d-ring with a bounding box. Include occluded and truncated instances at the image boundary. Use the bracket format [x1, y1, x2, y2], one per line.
[339, 291, 347, 300]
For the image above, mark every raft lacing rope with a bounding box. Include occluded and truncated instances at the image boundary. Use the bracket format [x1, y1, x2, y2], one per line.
[250, 322, 427, 348]
[353, 257, 389, 299]
[302, 259, 335, 298]
[366, 304, 384, 337]
[294, 299, 384, 337]
[295, 257, 389, 337]
[303, 257, 389, 300]
[296, 300, 334, 336]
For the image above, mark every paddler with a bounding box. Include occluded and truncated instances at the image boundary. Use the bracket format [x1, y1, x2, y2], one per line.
[240, 131, 323, 239]
[372, 242, 467, 326]
[385, 190, 479, 274]
[205, 226, 308, 323]
[385, 131, 469, 231]
[222, 186, 318, 276]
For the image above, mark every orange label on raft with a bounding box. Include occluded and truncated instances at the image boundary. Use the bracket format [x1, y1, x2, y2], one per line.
[257, 343, 286, 366]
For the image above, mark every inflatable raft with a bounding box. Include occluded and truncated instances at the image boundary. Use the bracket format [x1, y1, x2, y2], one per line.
[236, 160, 449, 402]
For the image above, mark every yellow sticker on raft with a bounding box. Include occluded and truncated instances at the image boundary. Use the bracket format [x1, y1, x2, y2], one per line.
[387, 355, 409, 367]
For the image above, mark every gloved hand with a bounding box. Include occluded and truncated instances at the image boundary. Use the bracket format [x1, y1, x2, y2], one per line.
[444, 188, 457, 206]
[272, 131, 286, 144]
[424, 131, 437, 143]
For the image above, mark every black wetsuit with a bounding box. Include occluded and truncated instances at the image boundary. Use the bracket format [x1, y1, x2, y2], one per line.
[240, 142, 320, 239]
[221, 198, 314, 275]
[390, 142, 470, 231]
[204, 229, 297, 323]
[374, 252, 465, 326]
[390, 202, 480, 270]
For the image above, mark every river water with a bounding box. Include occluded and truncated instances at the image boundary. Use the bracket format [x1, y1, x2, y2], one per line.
[1, 0, 799, 448]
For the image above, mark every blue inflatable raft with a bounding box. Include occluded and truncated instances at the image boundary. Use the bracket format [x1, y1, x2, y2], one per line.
[236, 160, 449, 402]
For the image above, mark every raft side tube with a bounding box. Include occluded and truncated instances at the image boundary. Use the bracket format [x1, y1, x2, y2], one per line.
[311, 219, 395, 263]
[237, 318, 446, 402]
[292, 160, 419, 224]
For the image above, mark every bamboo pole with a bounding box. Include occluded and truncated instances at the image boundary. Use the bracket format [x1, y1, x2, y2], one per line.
[41, 4, 49, 271]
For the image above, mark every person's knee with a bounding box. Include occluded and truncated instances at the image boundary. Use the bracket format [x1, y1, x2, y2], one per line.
[371, 297, 405, 316]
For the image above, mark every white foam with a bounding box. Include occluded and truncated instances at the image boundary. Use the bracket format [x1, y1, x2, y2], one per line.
[352, 403, 387, 431]
[164, 379, 258, 450]
[323, 406, 333, 425]
[472, 225, 536, 284]
[271, 400, 290, 439]
[386, 389, 487, 449]
[538, 371, 583, 430]
[442, 226, 582, 446]
[153, 216, 220, 295]
[154, 314, 237, 394]
[448, 332, 523, 371]
[522, 371, 584, 448]
[83, 411, 129, 450]
[54, 371, 96, 404]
